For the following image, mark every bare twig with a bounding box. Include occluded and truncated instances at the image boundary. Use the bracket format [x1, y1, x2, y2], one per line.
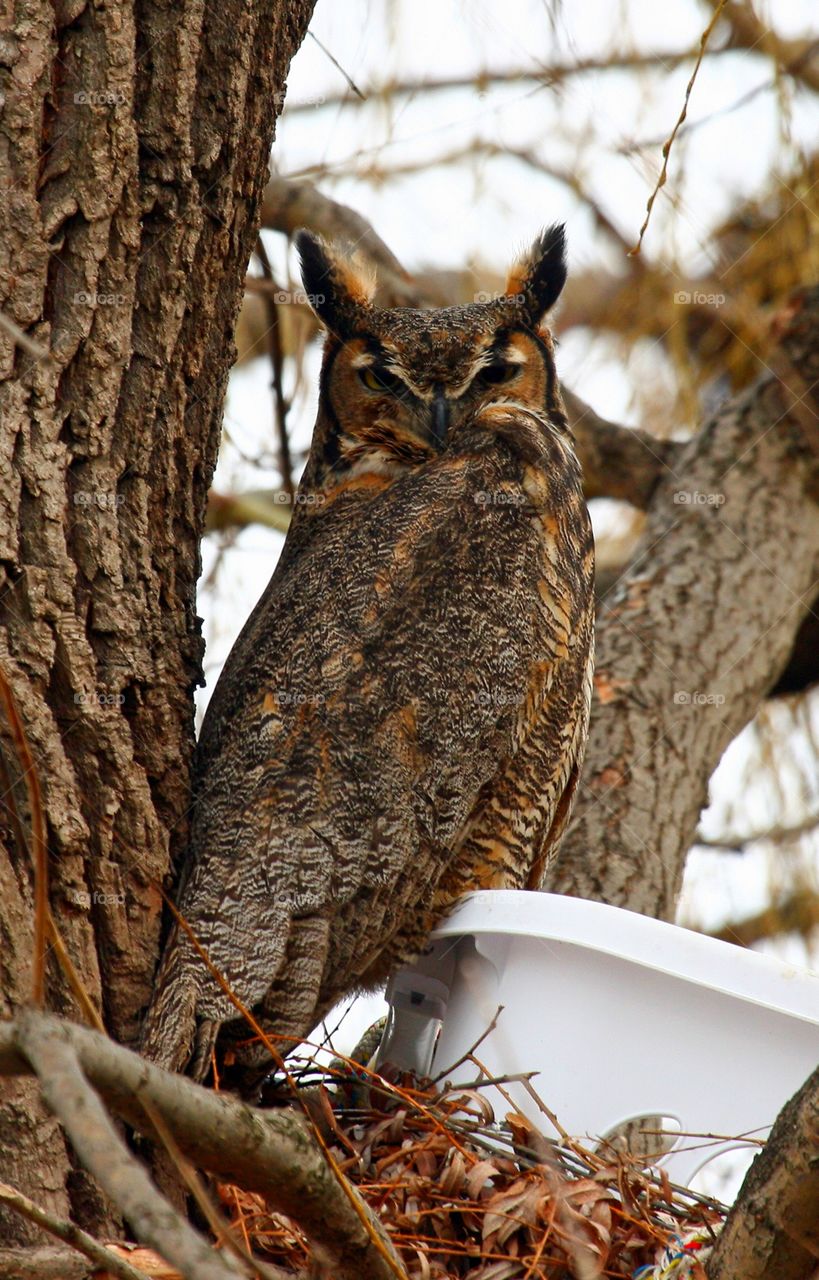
[15, 1011, 245, 1280]
[0, 665, 48, 1006]
[0, 1183, 148, 1280]
[281, 50, 739, 116]
[0, 1012, 407, 1280]
[253, 236, 295, 500]
[0, 308, 51, 360]
[694, 812, 819, 853]
[631, 0, 728, 255]
[306, 30, 365, 100]
[430, 1005, 505, 1084]
[707, 0, 819, 94]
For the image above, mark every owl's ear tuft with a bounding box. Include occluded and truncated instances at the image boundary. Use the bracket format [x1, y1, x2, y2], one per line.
[296, 230, 376, 337]
[505, 224, 567, 325]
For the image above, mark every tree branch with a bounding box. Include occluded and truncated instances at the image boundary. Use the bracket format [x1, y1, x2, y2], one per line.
[260, 176, 420, 306]
[0, 1246, 92, 1280]
[708, 1, 819, 94]
[280, 49, 740, 116]
[0, 1012, 406, 1280]
[706, 1064, 819, 1279]
[14, 1012, 244, 1280]
[0, 1183, 147, 1280]
[707, 888, 819, 949]
[562, 387, 680, 508]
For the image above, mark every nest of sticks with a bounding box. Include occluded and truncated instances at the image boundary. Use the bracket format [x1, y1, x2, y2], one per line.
[97, 1036, 739, 1280]
[217, 1045, 730, 1280]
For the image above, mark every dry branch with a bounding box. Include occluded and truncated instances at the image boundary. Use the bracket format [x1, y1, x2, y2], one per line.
[709, 0, 819, 94]
[0, 1245, 92, 1279]
[15, 1011, 245, 1280]
[280, 49, 739, 117]
[0, 1012, 405, 1280]
[0, 1183, 147, 1280]
[707, 887, 819, 949]
[261, 176, 420, 305]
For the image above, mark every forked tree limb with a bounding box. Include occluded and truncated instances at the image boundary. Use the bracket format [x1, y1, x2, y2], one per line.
[0, 1012, 406, 1280]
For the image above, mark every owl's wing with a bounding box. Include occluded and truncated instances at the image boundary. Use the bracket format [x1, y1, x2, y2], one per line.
[175, 423, 593, 1030]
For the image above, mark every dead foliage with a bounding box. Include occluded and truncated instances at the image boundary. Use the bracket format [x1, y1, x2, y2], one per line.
[99, 1061, 726, 1280]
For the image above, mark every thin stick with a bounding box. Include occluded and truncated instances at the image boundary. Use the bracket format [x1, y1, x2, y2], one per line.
[430, 1005, 504, 1084]
[0, 1181, 151, 1280]
[16, 1013, 244, 1280]
[306, 31, 365, 100]
[630, 0, 728, 255]
[0, 664, 48, 1006]
[0, 308, 51, 360]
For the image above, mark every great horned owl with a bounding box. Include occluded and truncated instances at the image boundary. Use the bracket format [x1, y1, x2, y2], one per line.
[141, 225, 595, 1079]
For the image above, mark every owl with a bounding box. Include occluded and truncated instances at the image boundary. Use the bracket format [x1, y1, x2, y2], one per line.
[141, 225, 595, 1080]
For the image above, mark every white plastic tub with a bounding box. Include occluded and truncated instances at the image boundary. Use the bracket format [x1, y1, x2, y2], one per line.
[381, 891, 819, 1187]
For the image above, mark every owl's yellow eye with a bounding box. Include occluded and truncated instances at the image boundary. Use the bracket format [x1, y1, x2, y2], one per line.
[359, 365, 405, 396]
[480, 362, 518, 386]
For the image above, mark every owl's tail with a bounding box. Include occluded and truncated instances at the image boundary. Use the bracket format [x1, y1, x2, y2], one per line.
[139, 938, 200, 1076]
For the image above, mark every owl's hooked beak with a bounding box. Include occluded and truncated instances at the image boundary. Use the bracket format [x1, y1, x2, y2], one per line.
[430, 385, 450, 449]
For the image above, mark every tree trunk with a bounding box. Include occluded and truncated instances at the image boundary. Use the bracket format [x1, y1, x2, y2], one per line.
[546, 290, 819, 917]
[0, 0, 315, 1243]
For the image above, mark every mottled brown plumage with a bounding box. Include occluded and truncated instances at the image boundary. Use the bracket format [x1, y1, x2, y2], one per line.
[141, 226, 595, 1078]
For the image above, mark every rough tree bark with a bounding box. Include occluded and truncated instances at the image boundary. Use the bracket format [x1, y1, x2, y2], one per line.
[0, 0, 315, 1243]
